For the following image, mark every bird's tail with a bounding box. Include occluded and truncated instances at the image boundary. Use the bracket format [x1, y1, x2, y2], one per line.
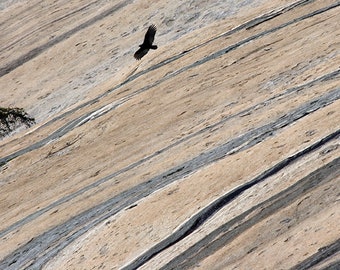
[151, 45, 158, 50]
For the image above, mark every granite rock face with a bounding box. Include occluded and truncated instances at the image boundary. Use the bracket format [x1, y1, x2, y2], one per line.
[0, 0, 339, 269]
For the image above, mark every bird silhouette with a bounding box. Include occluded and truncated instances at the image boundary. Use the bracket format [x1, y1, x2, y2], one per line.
[134, 24, 157, 60]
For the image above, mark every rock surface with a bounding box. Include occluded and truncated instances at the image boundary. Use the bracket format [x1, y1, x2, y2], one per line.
[0, 0, 339, 269]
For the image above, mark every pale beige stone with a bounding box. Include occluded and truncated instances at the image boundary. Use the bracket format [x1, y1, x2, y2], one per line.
[0, 0, 339, 269]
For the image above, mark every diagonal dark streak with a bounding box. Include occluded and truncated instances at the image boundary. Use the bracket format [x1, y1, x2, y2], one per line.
[0, 0, 133, 77]
[1, 1, 339, 167]
[123, 123, 340, 269]
[0, 1, 339, 268]
[290, 238, 340, 270]
[0, 0, 321, 136]
[0, 73, 338, 241]
[1, 87, 339, 269]
[160, 157, 340, 270]
[0, 0, 339, 251]
[0, 0, 101, 54]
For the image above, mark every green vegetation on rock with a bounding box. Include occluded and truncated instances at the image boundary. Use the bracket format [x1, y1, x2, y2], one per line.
[0, 107, 35, 138]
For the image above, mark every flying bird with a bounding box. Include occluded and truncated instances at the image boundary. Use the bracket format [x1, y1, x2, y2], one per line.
[134, 24, 157, 60]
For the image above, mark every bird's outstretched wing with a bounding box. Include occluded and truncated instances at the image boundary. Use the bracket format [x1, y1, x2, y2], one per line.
[134, 24, 157, 60]
[143, 24, 157, 47]
[134, 47, 149, 60]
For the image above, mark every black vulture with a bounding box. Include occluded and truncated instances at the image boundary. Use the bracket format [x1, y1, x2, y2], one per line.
[134, 24, 157, 60]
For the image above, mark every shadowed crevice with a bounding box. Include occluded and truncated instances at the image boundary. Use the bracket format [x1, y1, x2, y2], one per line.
[157, 158, 339, 269]
[290, 238, 340, 270]
[0, 72, 339, 237]
[1, 1, 338, 167]
[123, 137, 340, 269]
[0, 75, 338, 240]
[0, 2, 339, 268]
[0, 92, 339, 269]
